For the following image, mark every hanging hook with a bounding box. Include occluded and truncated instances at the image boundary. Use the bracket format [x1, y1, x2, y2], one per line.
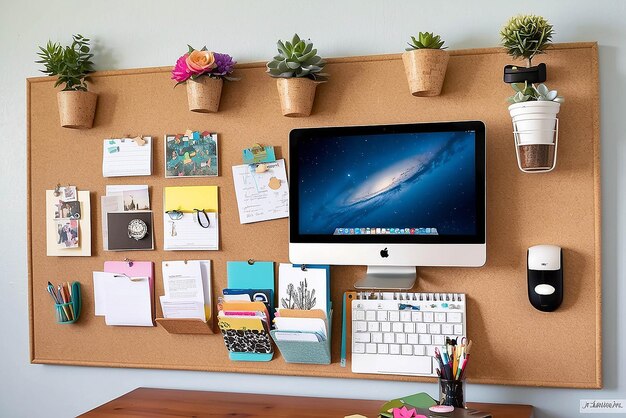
[247, 259, 255, 265]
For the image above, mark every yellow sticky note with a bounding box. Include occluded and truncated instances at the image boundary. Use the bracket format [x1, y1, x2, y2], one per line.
[164, 186, 218, 212]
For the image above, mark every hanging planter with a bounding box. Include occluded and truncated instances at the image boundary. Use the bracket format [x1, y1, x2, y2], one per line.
[172, 46, 238, 113]
[36, 34, 97, 129]
[57, 90, 97, 129]
[500, 14, 564, 173]
[510, 101, 560, 172]
[186, 77, 223, 113]
[267, 34, 328, 117]
[402, 32, 449, 97]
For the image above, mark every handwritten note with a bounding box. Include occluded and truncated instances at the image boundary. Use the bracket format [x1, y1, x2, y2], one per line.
[232, 159, 289, 224]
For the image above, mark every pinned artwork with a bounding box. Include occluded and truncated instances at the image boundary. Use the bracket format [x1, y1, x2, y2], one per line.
[165, 131, 218, 177]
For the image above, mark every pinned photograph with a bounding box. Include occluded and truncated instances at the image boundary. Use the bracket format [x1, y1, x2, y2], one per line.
[59, 186, 77, 202]
[54, 201, 81, 219]
[123, 188, 150, 211]
[165, 131, 218, 177]
[56, 220, 79, 249]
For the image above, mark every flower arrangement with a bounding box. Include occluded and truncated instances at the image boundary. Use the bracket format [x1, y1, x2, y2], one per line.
[172, 46, 237, 86]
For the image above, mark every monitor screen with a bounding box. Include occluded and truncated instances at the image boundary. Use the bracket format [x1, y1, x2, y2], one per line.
[289, 122, 485, 245]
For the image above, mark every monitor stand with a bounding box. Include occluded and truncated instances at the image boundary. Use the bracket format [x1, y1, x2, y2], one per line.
[353, 266, 416, 290]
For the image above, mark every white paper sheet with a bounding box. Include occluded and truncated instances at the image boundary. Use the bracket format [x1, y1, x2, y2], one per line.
[102, 137, 152, 177]
[160, 260, 212, 320]
[232, 159, 289, 224]
[163, 212, 219, 250]
[92, 271, 153, 326]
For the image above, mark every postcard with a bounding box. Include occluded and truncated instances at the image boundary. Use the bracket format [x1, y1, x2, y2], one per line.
[165, 131, 218, 177]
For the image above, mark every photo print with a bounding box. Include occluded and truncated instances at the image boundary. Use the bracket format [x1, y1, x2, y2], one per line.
[56, 219, 79, 249]
[54, 200, 81, 219]
[165, 131, 218, 178]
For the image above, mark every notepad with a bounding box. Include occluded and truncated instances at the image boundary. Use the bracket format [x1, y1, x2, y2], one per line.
[163, 212, 219, 250]
[93, 272, 153, 326]
[102, 137, 152, 177]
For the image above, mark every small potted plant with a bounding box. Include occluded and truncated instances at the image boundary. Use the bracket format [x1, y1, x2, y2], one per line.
[36, 34, 97, 129]
[501, 15, 563, 172]
[267, 34, 327, 117]
[402, 32, 449, 96]
[172, 46, 237, 113]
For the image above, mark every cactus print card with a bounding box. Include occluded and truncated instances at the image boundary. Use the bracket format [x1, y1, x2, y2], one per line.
[278, 263, 328, 314]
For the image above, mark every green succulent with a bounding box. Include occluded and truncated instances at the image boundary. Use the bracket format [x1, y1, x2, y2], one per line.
[500, 14, 554, 67]
[406, 32, 447, 50]
[508, 82, 564, 104]
[266, 34, 327, 80]
[36, 34, 95, 91]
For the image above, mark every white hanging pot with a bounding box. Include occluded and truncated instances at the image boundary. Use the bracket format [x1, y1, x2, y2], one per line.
[509, 101, 560, 145]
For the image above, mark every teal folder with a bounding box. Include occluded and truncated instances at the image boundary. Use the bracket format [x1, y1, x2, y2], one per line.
[225, 261, 275, 362]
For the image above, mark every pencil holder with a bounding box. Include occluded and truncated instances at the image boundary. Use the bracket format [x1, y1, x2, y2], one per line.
[438, 378, 466, 408]
[53, 282, 81, 324]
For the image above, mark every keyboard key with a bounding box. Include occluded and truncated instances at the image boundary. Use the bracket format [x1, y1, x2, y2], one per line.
[384, 333, 395, 344]
[372, 332, 383, 343]
[400, 311, 411, 322]
[365, 311, 376, 321]
[396, 333, 407, 344]
[355, 321, 367, 332]
[454, 324, 463, 335]
[441, 324, 454, 335]
[354, 333, 371, 343]
[381, 322, 391, 332]
[411, 311, 423, 322]
[389, 311, 400, 322]
[433, 335, 445, 345]
[447, 312, 463, 323]
[416, 323, 427, 333]
[389, 344, 401, 355]
[423, 312, 434, 322]
[353, 343, 365, 354]
[377, 311, 388, 321]
[368, 322, 380, 332]
[419, 334, 432, 345]
[407, 334, 419, 344]
[404, 323, 415, 333]
[366, 343, 377, 354]
[378, 343, 389, 354]
[402, 345, 413, 355]
[426, 345, 437, 356]
[435, 312, 447, 323]
[429, 323, 441, 334]
[392, 322, 403, 333]
[413, 345, 425, 355]
[355, 310, 365, 321]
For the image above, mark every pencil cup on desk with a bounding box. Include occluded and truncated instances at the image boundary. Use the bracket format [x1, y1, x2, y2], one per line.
[438, 378, 466, 408]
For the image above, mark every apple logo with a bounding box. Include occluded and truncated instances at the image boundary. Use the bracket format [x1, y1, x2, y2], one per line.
[380, 248, 389, 258]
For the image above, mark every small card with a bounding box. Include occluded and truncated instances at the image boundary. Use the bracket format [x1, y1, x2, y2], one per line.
[102, 137, 153, 177]
[105, 185, 150, 211]
[54, 200, 81, 219]
[165, 132, 218, 177]
[55, 219, 79, 249]
[242, 144, 276, 164]
[57, 186, 77, 202]
[107, 211, 154, 251]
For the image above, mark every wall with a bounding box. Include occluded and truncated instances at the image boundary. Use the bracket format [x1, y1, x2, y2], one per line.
[1, 1, 624, 417]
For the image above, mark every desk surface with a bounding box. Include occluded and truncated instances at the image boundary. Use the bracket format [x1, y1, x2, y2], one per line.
[78, 387, 534, 418]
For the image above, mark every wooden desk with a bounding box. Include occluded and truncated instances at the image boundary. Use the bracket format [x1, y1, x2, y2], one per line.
[79, 387, 534, 418]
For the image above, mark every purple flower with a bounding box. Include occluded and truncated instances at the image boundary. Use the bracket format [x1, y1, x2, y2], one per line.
[212, 52, 236, 76]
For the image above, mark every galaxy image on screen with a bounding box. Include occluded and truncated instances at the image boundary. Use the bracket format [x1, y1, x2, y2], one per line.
[297, 131, 477, 235]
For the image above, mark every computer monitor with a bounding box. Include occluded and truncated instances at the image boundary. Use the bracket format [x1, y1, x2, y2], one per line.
[289, 121, 486, 289]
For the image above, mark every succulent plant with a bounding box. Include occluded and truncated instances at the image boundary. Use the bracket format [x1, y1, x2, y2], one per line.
[500, 14, 554, 67]
[36, 34, 95, 91]
[508, 82, 564, 104]
[266, 34, 327, 80]
[406, 32, 447, 50]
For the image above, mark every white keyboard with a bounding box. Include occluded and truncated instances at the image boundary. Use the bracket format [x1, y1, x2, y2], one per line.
[351, 292, 466, 376]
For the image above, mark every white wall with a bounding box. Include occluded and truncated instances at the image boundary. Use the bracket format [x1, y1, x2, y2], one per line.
[1, 1, 624, 417]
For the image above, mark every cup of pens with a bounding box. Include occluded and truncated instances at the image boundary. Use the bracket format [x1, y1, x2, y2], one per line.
[47, 281, 81, 324]
[434, 337, 472, 409]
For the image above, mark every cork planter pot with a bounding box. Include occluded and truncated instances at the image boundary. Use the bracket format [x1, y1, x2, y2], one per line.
[402, 49, 449, 97]
[57, 90, 97, 129]
[509, 101, 561, 173]
[276, 77, 320, 117]
[186, 77, 223, 113]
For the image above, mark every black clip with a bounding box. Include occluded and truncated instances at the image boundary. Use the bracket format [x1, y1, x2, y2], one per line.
[247, 259, 255, 265]
[300, 264, 307, 271]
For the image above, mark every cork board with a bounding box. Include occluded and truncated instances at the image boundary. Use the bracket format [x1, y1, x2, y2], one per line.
[27, 43, 601, 388]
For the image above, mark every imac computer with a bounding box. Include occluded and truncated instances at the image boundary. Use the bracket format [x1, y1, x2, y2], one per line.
[289, 121, 486, 289]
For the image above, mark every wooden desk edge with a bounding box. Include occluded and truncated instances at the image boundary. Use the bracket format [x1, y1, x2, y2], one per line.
[79, 387, 534, 418]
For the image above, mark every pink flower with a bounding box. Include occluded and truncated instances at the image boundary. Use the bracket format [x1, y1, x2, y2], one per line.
[392, 406, 425, 418]
[172, 53, 193, 83]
